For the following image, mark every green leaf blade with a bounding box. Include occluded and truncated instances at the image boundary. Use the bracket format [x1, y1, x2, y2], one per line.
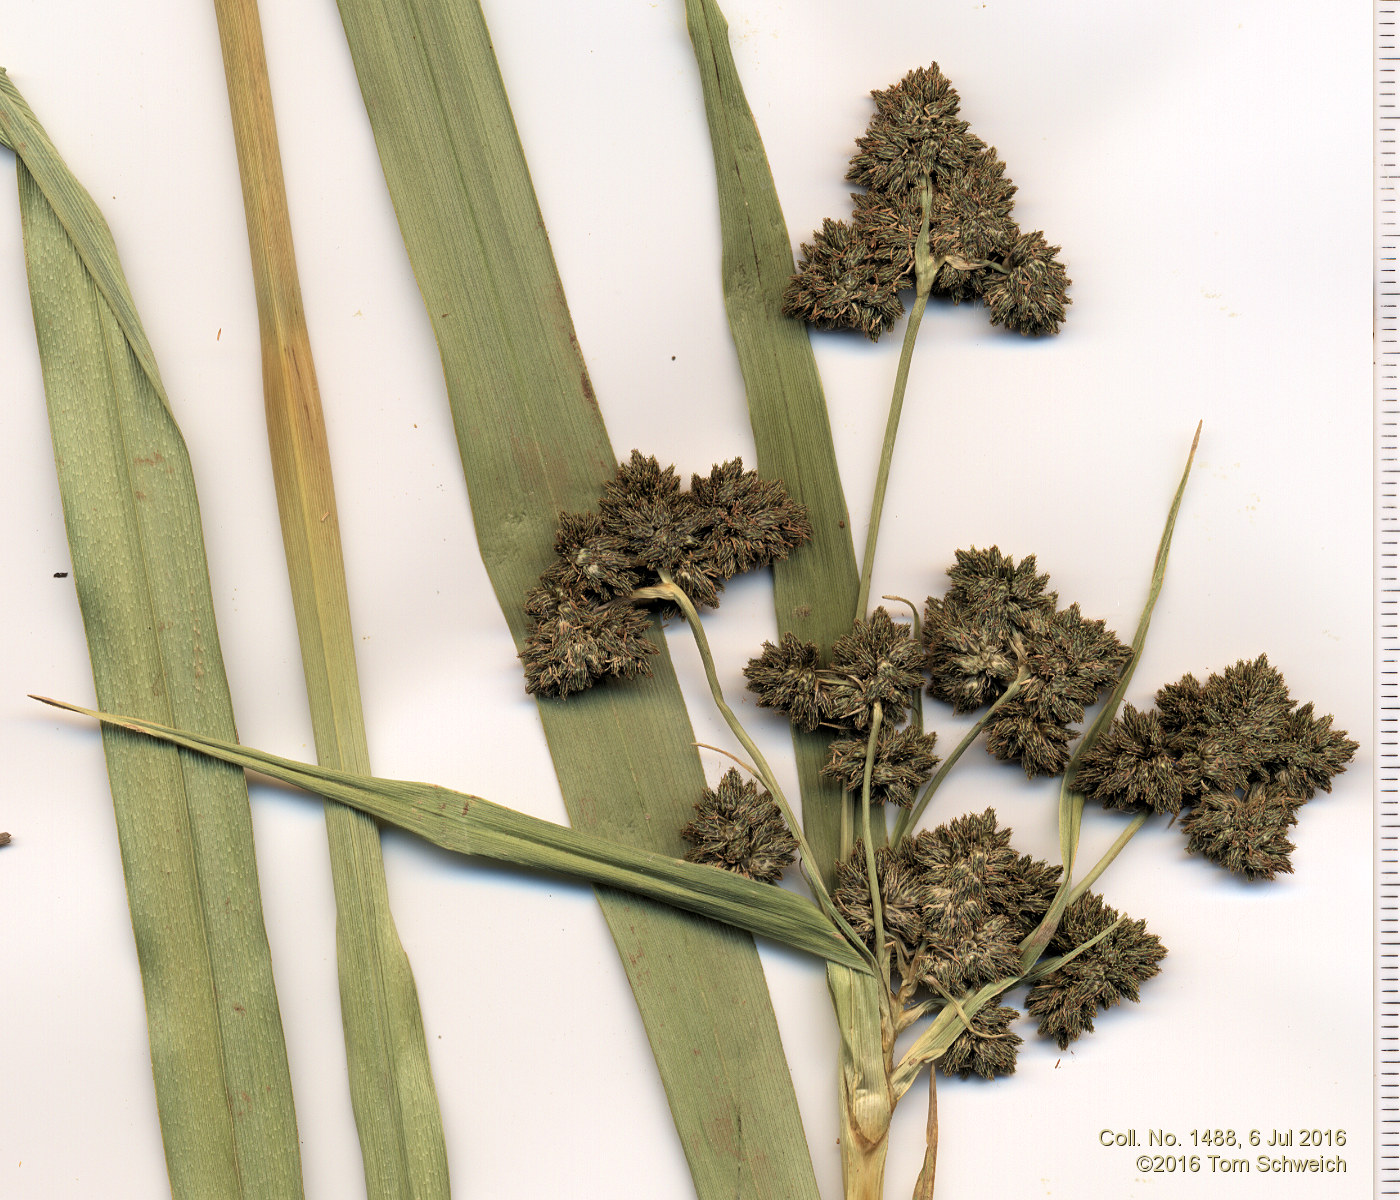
[683, 0, 861, 886]
[2, 70, 303, 1199]
[326, 4, 825, 1192]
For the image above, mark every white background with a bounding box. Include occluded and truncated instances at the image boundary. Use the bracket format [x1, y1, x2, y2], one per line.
[0, 1, 1373, 1197]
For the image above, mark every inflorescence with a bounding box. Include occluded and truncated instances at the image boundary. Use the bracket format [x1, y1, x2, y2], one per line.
[739, 547, 1130, 828]
[830, 809, 1164, 1075]
[1076, 656, 1357, 879]
[520, 451, 811, 697]
[510, 59, 1360, 1182]
[679, 768, 798, 883]
[783, 63, 1070, 339]
[521, 463, 1355, 1087]
[746, 605, 941, 806]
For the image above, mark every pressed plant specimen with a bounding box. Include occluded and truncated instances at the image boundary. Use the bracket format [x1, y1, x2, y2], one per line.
[502, 432, 1353, 1196]
[1, 1, 1368, 1198]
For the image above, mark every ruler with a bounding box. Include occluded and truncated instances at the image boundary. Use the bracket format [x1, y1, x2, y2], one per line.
[1381, 5, 1399, 1196]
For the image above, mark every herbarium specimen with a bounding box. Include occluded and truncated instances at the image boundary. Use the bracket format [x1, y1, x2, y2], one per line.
[5, 3, 1362, 1199]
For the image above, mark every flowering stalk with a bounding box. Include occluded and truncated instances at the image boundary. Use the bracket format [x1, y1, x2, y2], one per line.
[647, 573, 873, 960]
[855, 178, 935, 619]
[891, 667, 1028, 843]
[859, 701, 891, 988]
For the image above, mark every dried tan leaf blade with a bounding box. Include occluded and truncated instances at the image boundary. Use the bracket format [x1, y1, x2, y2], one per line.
[211, 0, 449, 1189]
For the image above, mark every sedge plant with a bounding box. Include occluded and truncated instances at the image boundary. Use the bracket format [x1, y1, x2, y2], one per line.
[500, 61, 1357, 1199]
[6, 3, 1361, 1198]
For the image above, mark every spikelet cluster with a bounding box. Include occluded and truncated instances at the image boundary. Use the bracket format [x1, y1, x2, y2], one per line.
[923, 548, 1130, 777]
[831, 809, 1061, 1078]
[1076, 656, 1356, 879]
[679, 768, 798, 883]
[744, 607, 940, 804]
[521, 452, 811, 696]
[1024, 891, 1167, 1049]
[822, 726, 941, 809]
[784, 64, 1070, 339]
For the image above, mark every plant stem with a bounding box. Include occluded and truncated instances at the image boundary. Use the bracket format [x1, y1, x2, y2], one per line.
[693, 742, 762, 778]
[656, 576, 871, 960]
[854, 177, 936, 620]
[860, 702, 889, 986]
[829, 964, 895, 1200]
[892, 670, 1028, 844]
[1019, 794, 1083, 974]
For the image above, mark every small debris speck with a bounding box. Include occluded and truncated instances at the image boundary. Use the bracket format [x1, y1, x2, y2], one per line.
[53, 571, 68, 578]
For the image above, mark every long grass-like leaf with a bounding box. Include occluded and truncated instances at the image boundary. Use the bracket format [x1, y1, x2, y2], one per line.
[209, 1, 448, 1192]
[685, 0, 862, 890]
[681, 12, 895, 1194]
[0, 69, 302, 1199]
[36, 698, 869, 973]
[330, 0, 822, 1193]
